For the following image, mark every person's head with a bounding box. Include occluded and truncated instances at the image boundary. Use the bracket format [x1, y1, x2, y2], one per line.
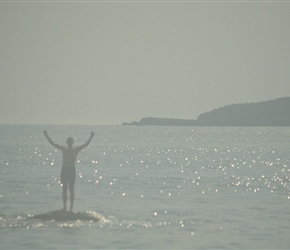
[66, 137, 74, 146]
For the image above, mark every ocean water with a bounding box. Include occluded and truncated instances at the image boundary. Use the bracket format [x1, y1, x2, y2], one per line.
[1, 125, 290, 249]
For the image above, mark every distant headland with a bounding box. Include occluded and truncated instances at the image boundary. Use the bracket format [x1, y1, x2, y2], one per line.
[122, 97, 290, 126]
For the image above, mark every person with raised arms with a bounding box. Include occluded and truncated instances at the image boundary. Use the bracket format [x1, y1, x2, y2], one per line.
[43, 131, 94, 211]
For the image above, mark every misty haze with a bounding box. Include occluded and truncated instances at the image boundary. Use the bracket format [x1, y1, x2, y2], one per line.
[1, 2, 290, 249]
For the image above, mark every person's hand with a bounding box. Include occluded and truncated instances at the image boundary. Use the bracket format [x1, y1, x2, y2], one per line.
[91, 131, 95, 137]
[43, 131, 48, 136]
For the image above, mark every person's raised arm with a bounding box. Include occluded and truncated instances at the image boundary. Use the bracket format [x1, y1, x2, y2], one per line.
[43, 131, 64, 151]
[76, 132, 94, 152]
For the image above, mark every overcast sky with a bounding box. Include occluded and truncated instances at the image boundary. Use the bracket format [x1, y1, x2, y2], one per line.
[1, 1, 289, 125]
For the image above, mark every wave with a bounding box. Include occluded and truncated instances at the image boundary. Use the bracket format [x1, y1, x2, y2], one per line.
[1, 210, 174, 230]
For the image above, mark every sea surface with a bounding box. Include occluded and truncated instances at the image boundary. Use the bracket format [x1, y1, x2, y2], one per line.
[1, 125, 290, 249]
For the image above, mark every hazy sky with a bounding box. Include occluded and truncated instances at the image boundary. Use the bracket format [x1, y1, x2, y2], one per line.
[1, 1, 290, 125]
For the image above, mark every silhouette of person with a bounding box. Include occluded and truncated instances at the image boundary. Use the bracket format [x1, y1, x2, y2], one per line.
[43, 131, 95, 211]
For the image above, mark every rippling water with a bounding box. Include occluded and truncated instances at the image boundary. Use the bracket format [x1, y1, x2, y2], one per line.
[1, 125, 290, 249]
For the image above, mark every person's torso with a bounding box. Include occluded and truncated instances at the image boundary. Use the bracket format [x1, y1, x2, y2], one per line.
[62, 147, 78, 168]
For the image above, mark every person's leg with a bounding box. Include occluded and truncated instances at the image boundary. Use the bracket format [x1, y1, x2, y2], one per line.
[69, 181, 75, 211]
[62, 182, 68, 211]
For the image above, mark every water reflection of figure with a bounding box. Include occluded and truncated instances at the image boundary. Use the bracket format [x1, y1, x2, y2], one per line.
[43, 131, 95, 211]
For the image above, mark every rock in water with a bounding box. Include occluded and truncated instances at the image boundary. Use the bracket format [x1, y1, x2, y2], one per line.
[29, 210, 100, 222]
